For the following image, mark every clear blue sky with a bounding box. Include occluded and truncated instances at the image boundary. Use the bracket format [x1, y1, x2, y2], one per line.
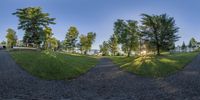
[1, 0, 200, 49]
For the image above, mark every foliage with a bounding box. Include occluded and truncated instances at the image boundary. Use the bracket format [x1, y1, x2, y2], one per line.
[114, 19, 139, 57]
[65, 26, 79, 52]
[108, 34, 118, 55]
[23, 32, 31, 46]
[48, 37, 58, 51]
[10, 50, 98, 80]
[141, 13, 179, 55]
[43, 27, 54, 49]
[99, 41, 109, 56]
[13, 7, 55, 47]
[57, 40, 62, 50]
[79, 35, 87, 54]
[170, 42, 176, 50]
[1, 41, 6, 46]
[6, 28, 17, 48]
[181, 41, 186, 50]
[79, 32, 96, 54]
[42, 27, 55, 50]
[188, 37, 197, 48]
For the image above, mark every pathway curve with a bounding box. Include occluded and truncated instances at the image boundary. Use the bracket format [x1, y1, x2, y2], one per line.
[0, 50, 200, 100]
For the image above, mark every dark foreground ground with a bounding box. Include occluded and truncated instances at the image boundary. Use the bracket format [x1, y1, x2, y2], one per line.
[0, 50, 200, 100]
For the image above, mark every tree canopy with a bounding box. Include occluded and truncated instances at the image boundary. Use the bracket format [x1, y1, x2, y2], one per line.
[65, 26, 79, 52]
[6, 28, 17, 48]
[114, 19, 139, 57]
[99, 41, 109, 56]
[13, 7, 56, 47]
[79, 32, 96, 54]
[108, 34, 118, 56]
[188, 37, 197, 48]
[181, 41, 186, 50]
[141, 13, 179, 55]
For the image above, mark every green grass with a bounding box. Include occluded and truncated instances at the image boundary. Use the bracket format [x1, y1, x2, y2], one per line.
[10, 50, 98, 80]
[109, 52, 199, 77]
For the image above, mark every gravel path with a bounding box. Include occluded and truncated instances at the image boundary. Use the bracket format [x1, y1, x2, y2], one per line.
[0, 50, 200, 100]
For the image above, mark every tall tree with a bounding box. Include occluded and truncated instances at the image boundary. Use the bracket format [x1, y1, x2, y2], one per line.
[170, 42, 176, 50]
[114, 19, 139, 57]
[108, 34, 118, 56]
[1, 41, 6, 46]
[85, 32, 96, 54]
[181, 41, 186, 51]
[57, 40, 62, 50]
[141, 13, 179, 55]
[79, 35, 87, 54]
[79, 32, 96, 54]
[65, 26, 79, 52]
[13, 7, 55, 47]
[49, 37, 58, 51]
[99, 41, 109, 56]
[6, 28, 17, 48]
[43, 27, 53, 49]
[188, 37, 197, 49]
[23, 32, 31, 47]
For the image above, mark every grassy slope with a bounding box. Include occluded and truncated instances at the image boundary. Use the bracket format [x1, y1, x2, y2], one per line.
[109, 52, 199, 77]
[10, 50, 98, 80]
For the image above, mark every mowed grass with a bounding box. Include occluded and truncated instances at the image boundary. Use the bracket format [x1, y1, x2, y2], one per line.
[109, 52, 199, 77]
[10, 50, 98, 80]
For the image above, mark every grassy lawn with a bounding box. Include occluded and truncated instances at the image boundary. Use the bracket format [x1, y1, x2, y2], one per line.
[9, 50, 98, 80]
[109, 52, 199, 77]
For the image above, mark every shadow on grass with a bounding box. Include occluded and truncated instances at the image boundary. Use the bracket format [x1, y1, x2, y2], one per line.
[115, 52, 199, 77]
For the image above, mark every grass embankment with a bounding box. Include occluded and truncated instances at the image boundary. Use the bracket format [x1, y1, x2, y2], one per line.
[109, 52, 199, 77]
[10, 50, 98, 80]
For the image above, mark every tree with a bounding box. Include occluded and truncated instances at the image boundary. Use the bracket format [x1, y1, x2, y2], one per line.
[65, 26, 79, 52]
[23, 32, 31, 47]
[108, 34, 118, 56]
[99, 41, 109, 56]
[49, 37, 58, 51]
[57, 40, 62, 50]
[170, 42, 176, 50]
[114, 19, 139, 57]
[43, 27, 53, 49]
[6, 28, 17, 48]
[181, 41, 186, 51]
[79, 32, 96, 54]
[85, 32, 96, 53]
[58, 40, 65, 50]
[79, 35, 87, 54]
[121, 44, 128, 54]
[188, 37, 197, 49]
[1, 41, 6, 46]
[141, 13, 179, 55]
[13, 7, 56, 47]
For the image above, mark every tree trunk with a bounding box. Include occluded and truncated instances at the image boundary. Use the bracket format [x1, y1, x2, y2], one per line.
[84, 50, 87, 55]
[127, 48, 131, 57]
[128, 52, 131, 57]
[156, 44, 160, 55]
[139, 35, 142, 55]
[154, 29, 160, 55]
[127, 41, 133, 57]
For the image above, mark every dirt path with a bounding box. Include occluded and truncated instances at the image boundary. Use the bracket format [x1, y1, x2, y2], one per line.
[0, 50, 200, 100]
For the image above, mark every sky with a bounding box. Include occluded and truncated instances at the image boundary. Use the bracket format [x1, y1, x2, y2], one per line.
[1, 0, 200, 49]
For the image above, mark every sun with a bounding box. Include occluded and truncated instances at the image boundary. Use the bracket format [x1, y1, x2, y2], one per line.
[141, 50, 147, 55]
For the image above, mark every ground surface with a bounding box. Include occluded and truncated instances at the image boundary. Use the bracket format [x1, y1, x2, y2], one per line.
[0, 50, 200, 100]
[9, 50, 97, 80]
[109, 52, 199, 77]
